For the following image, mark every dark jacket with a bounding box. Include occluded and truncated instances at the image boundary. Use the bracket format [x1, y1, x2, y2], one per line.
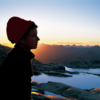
[0, 43, 35, 100]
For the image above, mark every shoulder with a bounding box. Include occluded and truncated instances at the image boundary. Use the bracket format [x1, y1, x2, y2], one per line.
[5, 48, 18, 60]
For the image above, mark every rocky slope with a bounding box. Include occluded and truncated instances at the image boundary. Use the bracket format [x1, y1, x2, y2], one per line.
[31, 80, 100, 100]
[0, 44, 12, 64]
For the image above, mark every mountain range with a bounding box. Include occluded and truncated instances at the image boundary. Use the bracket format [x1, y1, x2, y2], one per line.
[32, 44, 100, 64]
[0, 43, 100, 64]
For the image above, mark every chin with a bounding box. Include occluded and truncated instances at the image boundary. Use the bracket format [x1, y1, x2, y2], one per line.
[32, 46, 37, 49]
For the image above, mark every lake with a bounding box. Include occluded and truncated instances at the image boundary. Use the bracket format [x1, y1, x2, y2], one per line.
[31, 66, 100, 90]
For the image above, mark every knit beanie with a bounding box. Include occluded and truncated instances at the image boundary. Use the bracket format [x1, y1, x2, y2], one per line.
[6, 16, 35, 44]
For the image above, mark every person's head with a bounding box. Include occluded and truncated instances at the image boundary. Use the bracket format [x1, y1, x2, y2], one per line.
[6, 16, 40, 50]
[19, 23, 40, 50]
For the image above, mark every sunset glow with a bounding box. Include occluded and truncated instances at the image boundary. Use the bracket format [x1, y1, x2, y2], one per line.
[31, 91, 68, 99]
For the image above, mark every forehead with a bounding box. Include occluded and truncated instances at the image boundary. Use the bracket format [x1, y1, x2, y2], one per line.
[29, 28, 37, 35]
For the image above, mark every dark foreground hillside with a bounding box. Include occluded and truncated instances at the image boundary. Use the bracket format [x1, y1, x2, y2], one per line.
[0, 44, 12, 64]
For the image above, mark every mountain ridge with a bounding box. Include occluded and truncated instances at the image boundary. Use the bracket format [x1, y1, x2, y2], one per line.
[0, 44, 100, 64]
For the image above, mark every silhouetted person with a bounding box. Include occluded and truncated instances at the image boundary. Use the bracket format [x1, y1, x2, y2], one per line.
[0, 16, 40, 100]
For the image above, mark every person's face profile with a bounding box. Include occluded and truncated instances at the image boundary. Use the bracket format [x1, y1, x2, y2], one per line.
[21, 28, 40, 49]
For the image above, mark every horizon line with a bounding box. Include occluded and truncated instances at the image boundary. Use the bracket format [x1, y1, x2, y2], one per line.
[0, 42, 100, 48]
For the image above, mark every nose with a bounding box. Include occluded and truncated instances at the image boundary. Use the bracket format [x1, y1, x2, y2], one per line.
[37, 36, 40, 41]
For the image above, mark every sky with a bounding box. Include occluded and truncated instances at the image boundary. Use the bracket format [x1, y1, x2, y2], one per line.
[0, 0, 100, 47]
